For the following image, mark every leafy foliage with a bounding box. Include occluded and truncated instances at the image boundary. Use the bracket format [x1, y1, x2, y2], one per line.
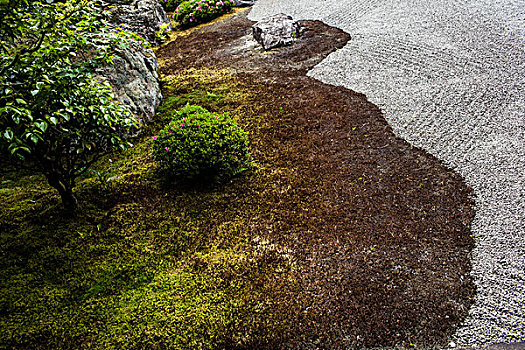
[158, 0, 184, 13]
[152, 105, 250, 182]
[173, 0, 234, 28]
[155, 22, 172, 44]
[0, 0, 140, 210]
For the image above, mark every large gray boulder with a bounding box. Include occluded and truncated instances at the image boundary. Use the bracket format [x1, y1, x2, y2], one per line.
[93, 0, 167, 121]
[96, 40, 162, 122]
[100, 0, 172, 46]
[252, 13, 302, 50]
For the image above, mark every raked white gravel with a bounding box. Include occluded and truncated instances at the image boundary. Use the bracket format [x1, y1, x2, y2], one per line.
[248, 0, 525, 346]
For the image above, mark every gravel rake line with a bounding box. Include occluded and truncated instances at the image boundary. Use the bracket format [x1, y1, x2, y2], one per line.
[322, 0, 385, 28]
[339, 40, 485, 79]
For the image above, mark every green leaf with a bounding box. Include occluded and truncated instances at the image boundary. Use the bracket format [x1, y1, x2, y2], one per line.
[3, 129, 13, 140]
[35, 121, 48, 132]
[15, 98, 27, 105]
[29, 133, 39, 144]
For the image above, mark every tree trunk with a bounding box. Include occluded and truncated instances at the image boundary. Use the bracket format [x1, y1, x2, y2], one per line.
[46, 175, 79, 212]
[60, 187, 78, 212]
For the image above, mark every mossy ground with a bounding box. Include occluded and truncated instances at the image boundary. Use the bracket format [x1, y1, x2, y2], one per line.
[0, 67, 298, 349]
[1, 10, 476, 350]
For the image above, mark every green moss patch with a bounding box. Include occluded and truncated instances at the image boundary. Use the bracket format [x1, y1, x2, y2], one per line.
[0, 70, 297, 348]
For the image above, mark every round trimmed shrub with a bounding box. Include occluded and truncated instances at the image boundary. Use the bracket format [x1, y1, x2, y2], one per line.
[152, 105, 250, 181]
[173, 0, 234, 28]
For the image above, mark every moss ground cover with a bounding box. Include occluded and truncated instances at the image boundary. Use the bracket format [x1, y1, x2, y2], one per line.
[0, 67, 298, 349]
[1, 10, 476, 350]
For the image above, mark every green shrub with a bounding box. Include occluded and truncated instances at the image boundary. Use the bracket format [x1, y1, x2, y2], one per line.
[0, 0, 140, 210]
[173, 0, 234, 28]
[158, 0, 185, 13]
[152, 105, 250, 182]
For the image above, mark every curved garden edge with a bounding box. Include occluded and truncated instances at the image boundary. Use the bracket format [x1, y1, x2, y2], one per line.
[155, 9, 476, 349]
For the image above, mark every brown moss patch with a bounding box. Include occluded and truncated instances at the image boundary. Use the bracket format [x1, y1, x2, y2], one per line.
[156, 11, 475, 349]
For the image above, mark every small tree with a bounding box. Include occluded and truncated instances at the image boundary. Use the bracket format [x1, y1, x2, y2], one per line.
[0, 0, 140, 211]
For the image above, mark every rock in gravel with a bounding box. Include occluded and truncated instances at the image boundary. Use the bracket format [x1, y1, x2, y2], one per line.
[96, 40, 162, 122]
[99, 0, 172, 46]
[252, 14, 302, 50]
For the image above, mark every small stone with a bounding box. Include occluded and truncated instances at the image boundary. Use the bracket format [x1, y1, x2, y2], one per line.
[252, 13, 302, 50]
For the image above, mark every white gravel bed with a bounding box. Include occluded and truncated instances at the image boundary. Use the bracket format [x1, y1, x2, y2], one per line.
[249, 0, 525, 347]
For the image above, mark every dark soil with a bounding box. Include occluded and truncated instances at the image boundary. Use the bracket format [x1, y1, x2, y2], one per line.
[156, 10, 476, 349]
